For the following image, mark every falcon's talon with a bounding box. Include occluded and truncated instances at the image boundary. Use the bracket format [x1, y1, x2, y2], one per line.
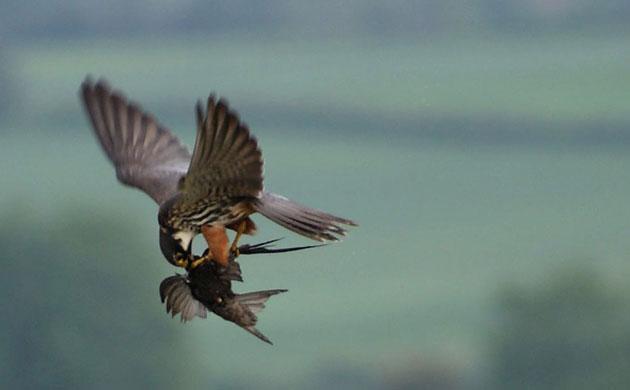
[189, 255, 213, 269]
[174, 258, 189, 268]
[229, 220, 247, 259]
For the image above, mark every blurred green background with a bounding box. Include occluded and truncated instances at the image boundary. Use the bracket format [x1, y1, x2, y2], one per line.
[2, 1, 630, 389]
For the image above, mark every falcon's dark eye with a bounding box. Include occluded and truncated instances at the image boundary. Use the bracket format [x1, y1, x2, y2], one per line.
[177, 175, 186, 190]
[159, 228, 193, 266]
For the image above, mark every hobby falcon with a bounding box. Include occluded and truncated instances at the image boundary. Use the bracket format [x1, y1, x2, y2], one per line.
[80, 78, 355, 269]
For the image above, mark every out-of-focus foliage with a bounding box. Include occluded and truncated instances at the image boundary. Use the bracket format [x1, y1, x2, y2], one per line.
[0, 207, 188, 388]
[492, 268, 630, 390]
[0, 48, 13, 118]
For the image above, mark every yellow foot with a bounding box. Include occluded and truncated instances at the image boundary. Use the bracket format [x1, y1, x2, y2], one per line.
[230, 220, 247, 258]
[174, 258, 189, 268]
[189, 255, 213, 269]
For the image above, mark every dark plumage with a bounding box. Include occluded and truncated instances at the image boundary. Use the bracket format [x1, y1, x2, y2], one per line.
[159, 239, 320, 344]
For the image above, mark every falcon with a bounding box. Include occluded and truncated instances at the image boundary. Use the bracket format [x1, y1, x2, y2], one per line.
[80, 78, 355, 269]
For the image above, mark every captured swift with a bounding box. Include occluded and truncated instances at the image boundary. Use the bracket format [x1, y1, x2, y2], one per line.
[160, 239, 318, 344]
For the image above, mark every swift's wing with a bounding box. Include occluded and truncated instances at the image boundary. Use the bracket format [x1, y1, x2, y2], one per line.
[159, 274, 207, 322]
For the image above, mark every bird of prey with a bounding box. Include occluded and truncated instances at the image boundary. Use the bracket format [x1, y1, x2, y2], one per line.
[80, 78, 356, 269]
[160, 239, 317, 344]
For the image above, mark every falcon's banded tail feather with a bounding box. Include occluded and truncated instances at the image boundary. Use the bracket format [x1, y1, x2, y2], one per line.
[254, 192, 357, 242]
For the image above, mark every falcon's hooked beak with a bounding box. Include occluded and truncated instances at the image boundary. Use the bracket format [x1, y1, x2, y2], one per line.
[159, 226, 195, 267]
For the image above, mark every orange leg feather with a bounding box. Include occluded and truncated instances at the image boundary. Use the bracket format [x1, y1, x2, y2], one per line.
[201, 225, 229, 267]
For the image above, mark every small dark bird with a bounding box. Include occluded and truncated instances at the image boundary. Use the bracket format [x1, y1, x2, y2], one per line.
[80, 78, 356, 270]
[159, 239, 318, 344]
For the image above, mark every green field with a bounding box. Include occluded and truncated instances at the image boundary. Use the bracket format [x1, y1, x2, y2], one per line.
[3, 35, 630, 388]
[11, 33, 630, 125]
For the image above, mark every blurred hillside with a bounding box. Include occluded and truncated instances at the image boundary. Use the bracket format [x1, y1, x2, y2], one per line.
[2, 1, 630, 145]
[2, 0, 630, 40]
[492, 268, 630, 390]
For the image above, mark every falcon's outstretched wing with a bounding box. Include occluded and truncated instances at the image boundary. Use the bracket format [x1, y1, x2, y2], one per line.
[80, 78, 191, 205]
[179, 96, 263, 204]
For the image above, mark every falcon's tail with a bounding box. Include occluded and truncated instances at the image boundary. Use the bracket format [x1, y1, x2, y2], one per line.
[254, 192, 357, 242]
[234, 289, 287, 344]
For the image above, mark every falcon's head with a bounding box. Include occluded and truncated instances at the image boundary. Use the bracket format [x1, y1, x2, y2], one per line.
[158, 225, 194, 267]
[157, 200, 194, 267]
